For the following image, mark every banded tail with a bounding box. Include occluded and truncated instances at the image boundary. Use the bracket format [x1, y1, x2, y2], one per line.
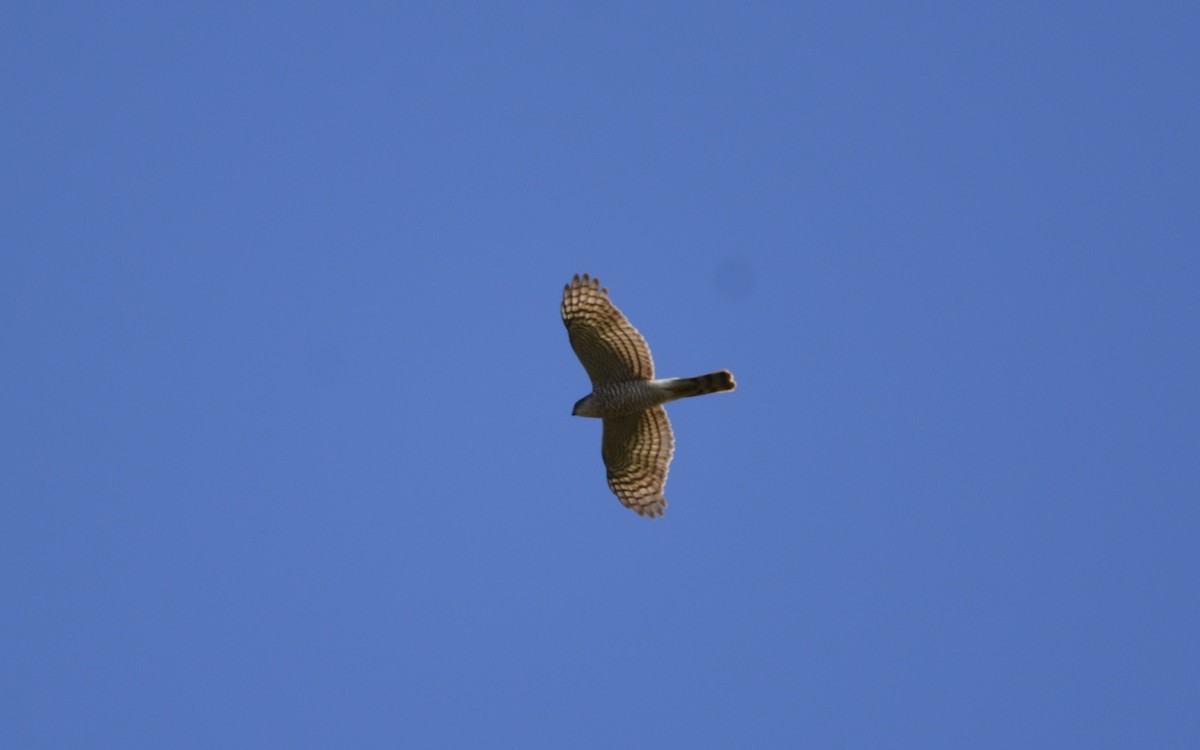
[664, 370, 736, 399]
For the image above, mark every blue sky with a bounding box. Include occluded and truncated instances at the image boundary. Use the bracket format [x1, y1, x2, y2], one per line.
[3, 2, 1197, 748]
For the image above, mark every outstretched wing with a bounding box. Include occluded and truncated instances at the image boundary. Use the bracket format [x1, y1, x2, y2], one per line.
[601, 406, 674, 518]
[562, 273, 655, 385]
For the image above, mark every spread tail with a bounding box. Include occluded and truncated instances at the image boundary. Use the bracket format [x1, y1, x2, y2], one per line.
[665, 370, 736, 399]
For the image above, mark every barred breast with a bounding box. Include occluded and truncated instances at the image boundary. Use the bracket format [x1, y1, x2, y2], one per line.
[589, 380, 674, 417]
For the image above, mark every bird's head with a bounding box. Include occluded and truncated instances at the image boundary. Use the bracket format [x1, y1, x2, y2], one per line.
[572, 394, 601, 418]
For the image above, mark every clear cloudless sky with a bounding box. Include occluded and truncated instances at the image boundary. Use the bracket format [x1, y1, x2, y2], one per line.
[3, 2, 1197, 748]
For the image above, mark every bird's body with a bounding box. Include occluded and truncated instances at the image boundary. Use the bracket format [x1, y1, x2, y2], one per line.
[573, 374, 736, 418]
[562, 273, 735, 518]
